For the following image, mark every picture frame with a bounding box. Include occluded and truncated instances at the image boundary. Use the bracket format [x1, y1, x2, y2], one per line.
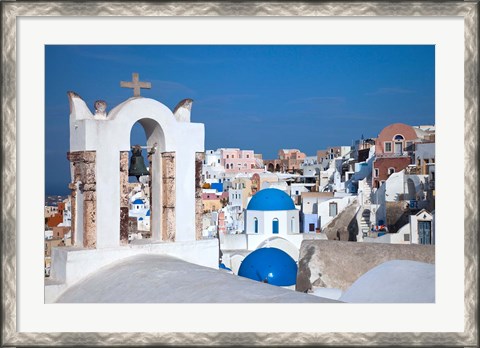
[2, 1, 478, 346]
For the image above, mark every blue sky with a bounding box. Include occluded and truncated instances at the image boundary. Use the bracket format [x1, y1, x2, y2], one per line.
[45, 45, 434, 195]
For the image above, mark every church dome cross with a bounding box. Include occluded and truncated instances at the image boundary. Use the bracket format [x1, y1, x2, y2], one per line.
[120, 72, 151, 97]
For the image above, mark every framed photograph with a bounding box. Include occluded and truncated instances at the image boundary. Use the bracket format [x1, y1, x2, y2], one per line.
[2, 1, 478, 346]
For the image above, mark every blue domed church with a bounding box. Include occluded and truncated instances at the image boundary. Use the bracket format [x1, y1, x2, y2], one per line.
[245, 188, 302, 251]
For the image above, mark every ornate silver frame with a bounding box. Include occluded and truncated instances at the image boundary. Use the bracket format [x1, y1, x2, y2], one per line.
[2, 1, 478, 346]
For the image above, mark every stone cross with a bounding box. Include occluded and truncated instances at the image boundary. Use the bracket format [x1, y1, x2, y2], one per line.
[120, 73, 151, 97]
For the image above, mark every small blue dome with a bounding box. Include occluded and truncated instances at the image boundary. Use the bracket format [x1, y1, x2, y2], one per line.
[238, 247, 297, 286]
[246, 188, 295, 211]
[133, 199, 144, 205]
[146, 209, 151, 216]
[138, 217, 144, 221]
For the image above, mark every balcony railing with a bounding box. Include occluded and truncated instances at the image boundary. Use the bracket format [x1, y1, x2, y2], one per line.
[375, 152, 412, 159]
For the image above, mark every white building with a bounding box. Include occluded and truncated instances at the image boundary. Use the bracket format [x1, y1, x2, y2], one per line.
[246, 188, 299, 234]
[62, 197, 72, 227]
[244, 188, 303, 250]
[128, 198, 151, 231]
[363, 209, 434, 245]
[317, 194, 355, 229]
[203, 149, 225, 182]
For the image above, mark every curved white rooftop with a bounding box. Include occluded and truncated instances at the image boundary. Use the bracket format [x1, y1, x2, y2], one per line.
[339, 260, 435, 303]
[56, 254, 338, 303]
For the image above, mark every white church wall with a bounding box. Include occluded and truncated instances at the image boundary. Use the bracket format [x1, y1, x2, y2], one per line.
[246, 233, 303, 251]
[263, 211, 289, 234]
[246, 209, 299, 234]
[221, 234, 248, 250]
[287, 210, 300, 233]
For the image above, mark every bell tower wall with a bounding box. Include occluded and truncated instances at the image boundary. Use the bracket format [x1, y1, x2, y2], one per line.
[67, 93, 205, 249]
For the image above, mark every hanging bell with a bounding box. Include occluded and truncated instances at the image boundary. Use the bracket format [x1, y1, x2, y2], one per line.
[128, 145, 150, 181]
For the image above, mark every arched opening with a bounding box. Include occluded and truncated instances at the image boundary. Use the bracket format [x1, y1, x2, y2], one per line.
[256, 236, 299, 261]
[393, 134, 404, 155]
[267, 163, 274, 172]
[125, 121, 151, 241]
[275, 164, 281, 172]
[254, 217, 258, 233]
[272, 218, 279, 234]
[122, 118, 166, 244]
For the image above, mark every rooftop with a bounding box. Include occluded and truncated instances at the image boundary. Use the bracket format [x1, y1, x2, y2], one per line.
[55, 254, 337, 303]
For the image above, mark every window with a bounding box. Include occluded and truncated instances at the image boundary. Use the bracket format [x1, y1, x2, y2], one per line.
[232, 155, 235, 159]
[309, 223, 315, 232]
[272, 218, 279, 234]
[329, 202, 338, 217]
[374, 168, 379, 177]
[405, 141, 413, 151]
[246, 154, 249, 158]
[226, 155, 229, 159]
[217, 159, 220, 163]
[384, 142, 392, 152]
[251, 164, 254, 169]
[394, 134, 404, 140]
[254, 218, 258, 233]
[388, 167, 395, 175]
[404, 234, 410, 242]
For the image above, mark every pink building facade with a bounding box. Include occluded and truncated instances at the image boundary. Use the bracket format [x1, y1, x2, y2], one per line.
[220, 148, 264, 174]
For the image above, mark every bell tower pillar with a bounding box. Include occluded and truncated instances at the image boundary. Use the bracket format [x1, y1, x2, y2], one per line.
[67, 150, 97, 248]
[119, 151, 130, 245]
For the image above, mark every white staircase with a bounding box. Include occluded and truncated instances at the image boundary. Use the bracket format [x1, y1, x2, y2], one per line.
[357, 178, 373, 241]
[359, 208, 372, 237]
[362, 178, 372, 205]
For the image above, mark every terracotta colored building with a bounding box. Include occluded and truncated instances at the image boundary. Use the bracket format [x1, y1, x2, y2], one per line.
[373, 123, 418, 188]
[46, 202, 65, 228]
[264, 149, 306, 173]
